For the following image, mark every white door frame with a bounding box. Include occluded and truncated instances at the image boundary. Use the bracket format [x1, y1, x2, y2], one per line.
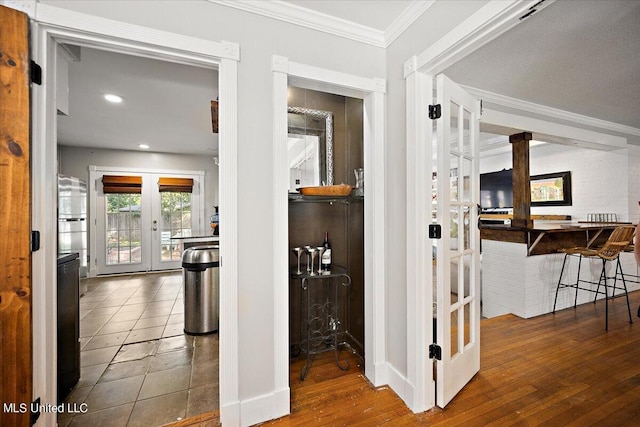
[30, 4, 240, 425]
[272, 55, 387, 416]
[403, 0, 549, 413]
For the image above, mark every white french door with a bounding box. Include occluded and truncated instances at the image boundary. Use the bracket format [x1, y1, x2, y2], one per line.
[432, 74, 481, 407]
[93, 168, 204, 275]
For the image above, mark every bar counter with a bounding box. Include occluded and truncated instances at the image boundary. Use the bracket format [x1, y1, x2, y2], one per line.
[480, 221, 639, 319]
[480, 221, 632, 256]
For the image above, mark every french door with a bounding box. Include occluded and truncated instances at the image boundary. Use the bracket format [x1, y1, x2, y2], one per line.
[432, 74, 481, 407]
[93, 169, 203, 275]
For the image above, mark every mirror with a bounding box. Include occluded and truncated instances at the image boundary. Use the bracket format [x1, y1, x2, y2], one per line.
[288, 106, 333, 191]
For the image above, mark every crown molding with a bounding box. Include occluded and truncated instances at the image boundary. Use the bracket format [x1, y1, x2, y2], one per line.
[210, 0, 385, 47]
[385, 1, 436, 47]
[209, 0, 435, 48]
[466, 85, 640, 138]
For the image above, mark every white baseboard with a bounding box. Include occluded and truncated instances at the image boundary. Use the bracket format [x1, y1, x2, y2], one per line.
[375, 362, 420, 413]
[237, 387, 290, 427]
[220, 401, 240, 426]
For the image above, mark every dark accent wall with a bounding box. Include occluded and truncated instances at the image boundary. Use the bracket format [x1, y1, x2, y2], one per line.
[288, 87, 365, 359]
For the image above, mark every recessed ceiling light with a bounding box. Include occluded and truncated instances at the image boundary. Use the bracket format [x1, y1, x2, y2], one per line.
[138, 144, 149, 149]
[104, 94, 123, 103]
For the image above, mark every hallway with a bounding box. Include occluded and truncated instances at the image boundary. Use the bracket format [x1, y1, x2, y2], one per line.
[59, 271, 219, 426]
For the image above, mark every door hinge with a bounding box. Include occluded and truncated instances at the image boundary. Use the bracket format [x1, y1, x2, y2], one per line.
[31, 397, 41, 425]
[429, 344, 442, 360]
[428, 104, 441, 120]
[429, 224, 442, 239]
[31, 230, 40, 252]
[30, 60, 42, 85]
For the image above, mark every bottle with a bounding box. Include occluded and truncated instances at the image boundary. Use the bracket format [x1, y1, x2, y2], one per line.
[321, 231, 332, 271]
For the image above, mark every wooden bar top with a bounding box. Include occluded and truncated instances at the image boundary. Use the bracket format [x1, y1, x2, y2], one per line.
[480, 222, 634, 256]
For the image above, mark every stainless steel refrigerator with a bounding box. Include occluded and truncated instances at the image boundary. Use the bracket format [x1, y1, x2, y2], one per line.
[58, 174, 88, 279]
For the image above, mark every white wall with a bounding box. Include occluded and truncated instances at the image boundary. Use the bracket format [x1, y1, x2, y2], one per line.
[58, 145, 218, 261]
[41, 0, 387, 411]
[59, 145, 218, 212]
[628, 144, 640, 223]
[480, 143, 632, 221]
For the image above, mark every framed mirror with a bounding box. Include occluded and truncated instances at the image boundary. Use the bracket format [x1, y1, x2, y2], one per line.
[287, 106, 333, 191]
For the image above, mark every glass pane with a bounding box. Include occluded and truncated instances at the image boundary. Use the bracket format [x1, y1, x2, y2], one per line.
[450, 257, 459, 305]
[160, 192, 192, 261]
[131, 244, 142, 263]
[450, 310, 459, 358]
[463, 107, 471, 156]
[450, 208, 459, 251]
[449, 101, 460, 152]
[432, 245, 438, 318]
[463, 253, 472, 299]
[463, 205, 471, 251]
[462, 157, 472, 203]
[450, 155, 459, 201]
[105, 193, 141, 265]
[463, 303, 471, 348]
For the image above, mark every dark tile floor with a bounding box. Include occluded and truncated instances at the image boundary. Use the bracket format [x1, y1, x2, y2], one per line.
[58, 271, 219, 427]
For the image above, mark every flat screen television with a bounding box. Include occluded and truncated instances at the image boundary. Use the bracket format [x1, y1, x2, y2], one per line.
[480, 169, 513, 209]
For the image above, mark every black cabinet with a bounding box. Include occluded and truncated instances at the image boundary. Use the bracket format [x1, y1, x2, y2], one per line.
[57, 253, 80, 403]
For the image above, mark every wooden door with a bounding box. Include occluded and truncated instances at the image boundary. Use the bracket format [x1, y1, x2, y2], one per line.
[0, 5, 33, 427]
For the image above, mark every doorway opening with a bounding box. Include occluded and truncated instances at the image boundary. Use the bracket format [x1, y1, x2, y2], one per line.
[287, 86, 366, 385]
[36, 28, 230, 423]
[56, 45, 220, 425]
[272, 56, 387, 415]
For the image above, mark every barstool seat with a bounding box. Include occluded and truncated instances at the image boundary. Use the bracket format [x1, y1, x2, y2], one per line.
[553, 225, 635, 330]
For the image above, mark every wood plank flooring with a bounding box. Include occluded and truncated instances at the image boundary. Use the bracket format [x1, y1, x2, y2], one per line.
[173, 290, 640, 426]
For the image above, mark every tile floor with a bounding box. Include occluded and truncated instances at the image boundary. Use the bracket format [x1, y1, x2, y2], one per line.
[58, 271, 219, 427]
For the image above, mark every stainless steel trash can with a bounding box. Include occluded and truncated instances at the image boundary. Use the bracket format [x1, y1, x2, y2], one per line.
[182, 245, 219, 334]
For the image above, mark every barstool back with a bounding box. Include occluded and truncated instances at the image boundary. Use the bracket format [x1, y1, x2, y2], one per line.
[597, 225, 635, 261]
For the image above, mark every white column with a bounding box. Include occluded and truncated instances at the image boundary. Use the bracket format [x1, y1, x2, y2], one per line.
[404, 56, 435, 412]
[364, 80, 387, 385]
[219, 43, 241, 426]
[271, 54, 291, 419]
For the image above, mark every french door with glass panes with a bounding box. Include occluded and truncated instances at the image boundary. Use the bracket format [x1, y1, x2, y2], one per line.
[94, 170, 203, 275]
[431, 74, 481, 408]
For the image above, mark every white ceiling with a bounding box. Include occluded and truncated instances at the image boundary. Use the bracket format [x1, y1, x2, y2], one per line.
[57, 47, 218, 155]
[445, 0, 640, 130]
[57, 0, 640, 156]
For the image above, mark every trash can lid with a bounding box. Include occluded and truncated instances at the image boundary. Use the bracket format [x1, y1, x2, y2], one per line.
[182, 245, 219, 265]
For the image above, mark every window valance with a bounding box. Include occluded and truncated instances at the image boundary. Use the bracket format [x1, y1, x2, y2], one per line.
[158, 177, 194, 193]
[102, 175, 142, 194]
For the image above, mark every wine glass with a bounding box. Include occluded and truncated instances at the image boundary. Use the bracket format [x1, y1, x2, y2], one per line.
[304, 245, 312, 272]
[316, 246, 325, 274]
[291, 247, 303, 274]
[306, 247, 317, 276]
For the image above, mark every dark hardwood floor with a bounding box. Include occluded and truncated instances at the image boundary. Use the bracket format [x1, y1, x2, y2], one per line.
[173, 289, 640, 426]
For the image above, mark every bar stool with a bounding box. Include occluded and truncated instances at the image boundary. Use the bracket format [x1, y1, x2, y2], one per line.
[553, 225, 635, 330]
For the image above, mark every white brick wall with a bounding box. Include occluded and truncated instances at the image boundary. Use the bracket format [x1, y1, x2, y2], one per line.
[481, 143, 632, 221]
[482, 240, 640, 319]
[628, 145, 640, 223]
[479, 139, 640, 319]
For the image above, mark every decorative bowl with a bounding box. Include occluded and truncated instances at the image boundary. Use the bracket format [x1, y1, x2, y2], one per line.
[299, 184, 352, 196]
